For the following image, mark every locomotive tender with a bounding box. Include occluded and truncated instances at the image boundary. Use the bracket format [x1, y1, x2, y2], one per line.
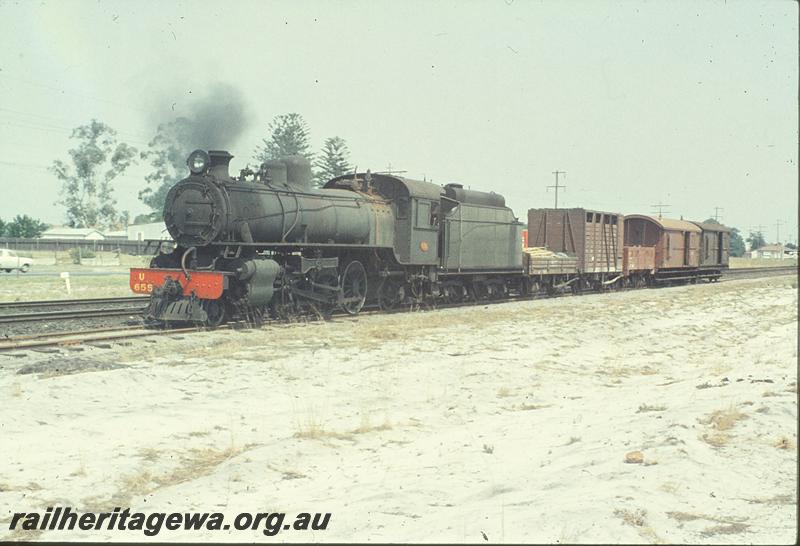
[130, 149, 730, 326]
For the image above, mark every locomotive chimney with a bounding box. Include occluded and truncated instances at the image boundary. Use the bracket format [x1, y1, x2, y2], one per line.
[208, 150, 234, 180]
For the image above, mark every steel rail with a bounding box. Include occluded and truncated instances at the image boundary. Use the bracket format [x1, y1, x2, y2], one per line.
[723, 266, 796, 277]
[0, 307, 146, 324]
[0, 326, 203, 352]
[0, 296, 149, 310]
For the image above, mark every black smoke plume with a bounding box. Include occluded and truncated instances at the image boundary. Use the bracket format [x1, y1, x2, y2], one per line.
[139, 83, 250, 211]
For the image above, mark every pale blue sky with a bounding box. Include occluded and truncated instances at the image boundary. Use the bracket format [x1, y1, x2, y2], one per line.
[0, 0, 797, 241]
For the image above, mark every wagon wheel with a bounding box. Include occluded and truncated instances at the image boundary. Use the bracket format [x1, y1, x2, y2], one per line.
[471, 279, 485, 300]
[444, 283, 464, 304]
[203, 299, 226, 327]
[489, 280, 507, 300]
[378, 278, 405, 311]
[340, 260, 367, 315]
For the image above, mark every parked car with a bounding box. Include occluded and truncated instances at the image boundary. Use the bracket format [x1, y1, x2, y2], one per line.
[0, 249, 33, 273]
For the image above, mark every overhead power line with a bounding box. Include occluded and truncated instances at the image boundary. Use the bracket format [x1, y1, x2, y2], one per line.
[547, 170, 566, 209]
[651, 203, 670, 218]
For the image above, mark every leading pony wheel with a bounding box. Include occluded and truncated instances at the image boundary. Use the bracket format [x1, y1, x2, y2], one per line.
[203, 300, 227, 327]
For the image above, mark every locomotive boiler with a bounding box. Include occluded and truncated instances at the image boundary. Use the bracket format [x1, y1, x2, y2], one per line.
[131, 149, 525, 325]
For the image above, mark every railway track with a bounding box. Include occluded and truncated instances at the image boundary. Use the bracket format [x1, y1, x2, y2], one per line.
[722, 265, 797, 278]
[0, 307, 146, 325]
[0, 296, 148, 325]
[0, 265, 794, 353]
[0, 296, 148, 310]
[0, 325, 201, 352]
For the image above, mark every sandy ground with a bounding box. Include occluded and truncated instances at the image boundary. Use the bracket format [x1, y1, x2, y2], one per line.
[0, 275, 796, 543]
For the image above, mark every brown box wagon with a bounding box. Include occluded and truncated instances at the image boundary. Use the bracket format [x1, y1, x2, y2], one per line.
[623, 215, 701, 281]
[527, 208, 624, 274]
[690, 221, 731, 269]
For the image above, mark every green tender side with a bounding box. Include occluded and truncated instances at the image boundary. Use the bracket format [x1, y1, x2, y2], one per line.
[441, 204, 524, 271]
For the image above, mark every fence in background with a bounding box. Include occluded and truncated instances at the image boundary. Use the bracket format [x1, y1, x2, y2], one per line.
[0, 237, 171, 256]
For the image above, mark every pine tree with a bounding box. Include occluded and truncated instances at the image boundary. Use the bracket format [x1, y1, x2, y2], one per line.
[314, 136, 352, 187]
[253, 113, 313, 163]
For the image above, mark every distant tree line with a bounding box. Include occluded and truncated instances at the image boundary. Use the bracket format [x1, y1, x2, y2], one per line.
[0, 215, 48, 238]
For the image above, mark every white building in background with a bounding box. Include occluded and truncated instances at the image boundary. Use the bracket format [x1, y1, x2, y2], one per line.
[750, 244, 786, 259]
[104, 230, 128, 240]
[40, 227, 106, 240]
[127, 222, 170, 241]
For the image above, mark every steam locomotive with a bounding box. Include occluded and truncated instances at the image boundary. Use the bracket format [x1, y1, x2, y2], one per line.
[131, 149, 730, 326]
[131, 149, 523, 325]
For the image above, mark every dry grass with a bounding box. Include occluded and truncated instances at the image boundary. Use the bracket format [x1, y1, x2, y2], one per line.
[83, 444, 250, 512]
[729, 257, 797, 269]
[293, 414, 395, 443]
[701, 406, 747, 431]
[293, 420, 355, 442]
[0, 481, 43, 492]
[637, 403, 667, 413]
[745, 493, 794, 505]
[614, 508, 647, 527]
[701, 432, 731, 448]
[774, 436, 795, 450]
[267, 464, 307, 480]
[666, 511, 701, 522]
[699, 523, 749, 537]
[138, 447, 161, 462]
[601, 366, 658, 378]
[496, 386, 513, 398]
[515, 403, 550, 411]
[659, 482, 680, 494]
[0, 273, 136, 302]
[667, 511, 750, 537]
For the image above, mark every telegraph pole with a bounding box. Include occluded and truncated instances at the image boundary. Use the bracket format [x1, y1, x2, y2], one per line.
[547, 171, 566, 209]
[713, 207, 724, 222]
[775, 220, 784, 243]
[750, 224, 766, 244]
[651, 203, 671, 218]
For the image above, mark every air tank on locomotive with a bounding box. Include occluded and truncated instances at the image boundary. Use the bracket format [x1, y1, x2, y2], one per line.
[163, 150, 391, 248]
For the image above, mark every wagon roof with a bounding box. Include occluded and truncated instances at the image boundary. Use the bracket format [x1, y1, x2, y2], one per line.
[689, 221, 732, 232]
[626, 215, 702, 233]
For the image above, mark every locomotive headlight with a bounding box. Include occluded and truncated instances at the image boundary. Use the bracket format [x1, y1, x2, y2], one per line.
[187, 149, 210, 174]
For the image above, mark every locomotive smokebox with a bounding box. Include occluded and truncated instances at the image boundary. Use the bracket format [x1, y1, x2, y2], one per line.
[208, 150, 234, 180]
